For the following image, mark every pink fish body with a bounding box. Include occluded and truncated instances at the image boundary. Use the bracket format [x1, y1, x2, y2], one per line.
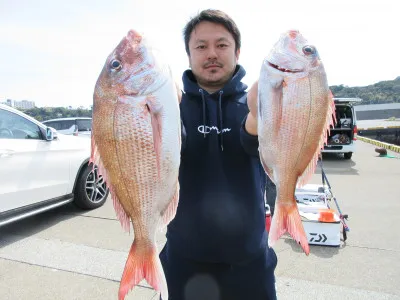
[90, 29, 181, 300]
[257, 30, 336, 255]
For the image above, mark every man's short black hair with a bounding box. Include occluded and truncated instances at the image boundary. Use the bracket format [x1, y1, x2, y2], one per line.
[183, 9, 241, 56]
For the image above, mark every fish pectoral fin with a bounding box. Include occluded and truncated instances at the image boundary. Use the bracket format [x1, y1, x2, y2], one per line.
[268, 201, 310, 255]
[161, 182, 180, 226]
[145, 96, 163, 179]
[119, 241, 168, 300]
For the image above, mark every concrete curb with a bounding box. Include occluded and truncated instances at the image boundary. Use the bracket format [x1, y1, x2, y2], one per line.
[357, 135, 400, 153]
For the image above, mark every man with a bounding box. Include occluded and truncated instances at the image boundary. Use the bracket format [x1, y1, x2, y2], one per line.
[159, 9, 277, 300]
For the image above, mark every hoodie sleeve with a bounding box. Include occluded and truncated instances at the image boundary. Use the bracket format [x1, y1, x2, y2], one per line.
[240, 114, 260, 157]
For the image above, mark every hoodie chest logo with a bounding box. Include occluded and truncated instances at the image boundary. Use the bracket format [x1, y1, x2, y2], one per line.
[198, 125, 231, 135]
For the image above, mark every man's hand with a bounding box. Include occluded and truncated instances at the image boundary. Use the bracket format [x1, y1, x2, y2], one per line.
[245, 80, 258, 136]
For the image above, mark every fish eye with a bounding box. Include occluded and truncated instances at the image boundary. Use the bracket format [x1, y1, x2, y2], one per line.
[110, 59, 122, 71]
[302, 46, 316, 55]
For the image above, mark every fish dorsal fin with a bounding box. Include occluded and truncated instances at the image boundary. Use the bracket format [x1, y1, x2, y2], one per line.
[111, 190, 131, 233]
[90, 132, 131, 232]
[160, 181, 180, 227]
[297, 92, 336, 187]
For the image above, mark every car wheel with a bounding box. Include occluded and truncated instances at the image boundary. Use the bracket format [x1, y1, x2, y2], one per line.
[344, 152, 353, 159]
[265, 175, 277, 216]
[74, 163, 109, 209]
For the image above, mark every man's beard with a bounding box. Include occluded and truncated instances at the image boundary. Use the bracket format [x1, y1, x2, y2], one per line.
[196, 67, 236, 88]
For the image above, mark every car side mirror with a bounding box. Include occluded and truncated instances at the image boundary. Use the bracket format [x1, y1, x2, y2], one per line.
[46, 127, 53, 141]
[45, 127, 58, 141]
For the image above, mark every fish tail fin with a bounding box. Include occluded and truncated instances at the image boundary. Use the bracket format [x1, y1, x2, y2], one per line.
[268, 201, 310, 255]
[118, 240, 168, 300]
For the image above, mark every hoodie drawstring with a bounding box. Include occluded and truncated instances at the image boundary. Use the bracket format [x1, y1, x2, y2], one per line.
[199, 89, 224, 151]
[218, 90, 224, 151]
[199, 89, 206, 138]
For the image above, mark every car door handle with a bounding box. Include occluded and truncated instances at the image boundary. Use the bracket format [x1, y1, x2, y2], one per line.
[0, 149, 15, 158]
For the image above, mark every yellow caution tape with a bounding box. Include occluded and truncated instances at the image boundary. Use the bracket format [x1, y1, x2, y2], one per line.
[357, 136, 400, 153]
[367, 127, 385, 130]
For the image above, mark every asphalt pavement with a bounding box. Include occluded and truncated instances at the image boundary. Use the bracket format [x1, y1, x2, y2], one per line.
[0, 140, 399, 300]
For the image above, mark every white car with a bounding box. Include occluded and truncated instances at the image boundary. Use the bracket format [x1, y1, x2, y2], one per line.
[0, 104, 109, 227]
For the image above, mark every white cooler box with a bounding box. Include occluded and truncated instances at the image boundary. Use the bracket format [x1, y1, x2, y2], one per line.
[295, 184, 341, 247]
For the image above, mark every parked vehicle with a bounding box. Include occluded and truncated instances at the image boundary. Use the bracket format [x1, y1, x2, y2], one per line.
[0, 104, 108, 227]
[42, 117, 92, 137]
[322, 98, 362, 159]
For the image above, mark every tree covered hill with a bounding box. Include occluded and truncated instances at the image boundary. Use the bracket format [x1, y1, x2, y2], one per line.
[21, 106, 92, 122]
[330, 76, 400, 105]
[14, 77, 400, 122]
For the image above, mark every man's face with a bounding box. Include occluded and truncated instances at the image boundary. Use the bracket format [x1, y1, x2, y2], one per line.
[188, 21, 240, 91]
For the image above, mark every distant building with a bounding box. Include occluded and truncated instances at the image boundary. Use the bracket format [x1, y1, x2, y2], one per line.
[1, 99, 35, 109]
[14, 100, 35, 109]
[0, 99, 14, 107]
[354, 103, 400, 120]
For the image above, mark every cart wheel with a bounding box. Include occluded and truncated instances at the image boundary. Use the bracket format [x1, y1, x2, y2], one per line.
[343, 225, 347, 241]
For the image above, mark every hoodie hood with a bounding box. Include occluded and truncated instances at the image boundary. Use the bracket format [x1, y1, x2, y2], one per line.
[181, 65, 248, 151]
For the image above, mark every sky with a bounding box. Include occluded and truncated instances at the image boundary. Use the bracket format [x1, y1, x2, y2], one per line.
[0, 0, 399, 108]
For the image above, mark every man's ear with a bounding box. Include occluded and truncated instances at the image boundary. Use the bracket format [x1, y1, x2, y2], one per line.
[235, 48, 241, 62]
[188, 55, 192, 68]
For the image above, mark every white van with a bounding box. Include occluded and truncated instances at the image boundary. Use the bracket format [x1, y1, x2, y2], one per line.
[322, 98, 362, 159]
[42, 117, 92, 137]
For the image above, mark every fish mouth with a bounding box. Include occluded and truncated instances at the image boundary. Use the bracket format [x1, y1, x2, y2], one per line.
[267, 61, 303, 73]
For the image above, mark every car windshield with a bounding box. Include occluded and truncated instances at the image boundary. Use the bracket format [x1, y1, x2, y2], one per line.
[76, 119, 92, 132]
[335, 105, 353, 119]
[44, 120, 75, 130]
[0, 109, 42, 139]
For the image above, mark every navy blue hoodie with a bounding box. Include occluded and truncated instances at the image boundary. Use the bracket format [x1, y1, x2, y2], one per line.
[166, 65, 268, 264]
